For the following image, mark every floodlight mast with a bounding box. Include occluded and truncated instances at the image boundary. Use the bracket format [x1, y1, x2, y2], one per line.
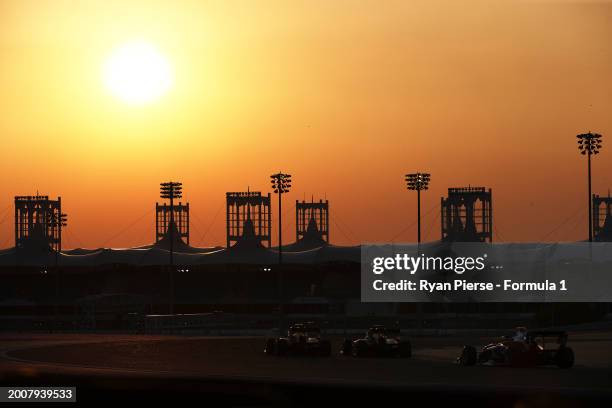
[160, 181, 182, 314]
[48, 211, 67, 332]
[270, 172, 291, 331]
[405, 172, 431, 244]
[270, 173, 292, 264]
[577, 132, 602, 242]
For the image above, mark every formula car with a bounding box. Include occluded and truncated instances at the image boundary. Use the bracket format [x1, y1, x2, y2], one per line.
[457, 330, 574, 368]
[264, 322, 331, 357]
[341, 325, 411, 358]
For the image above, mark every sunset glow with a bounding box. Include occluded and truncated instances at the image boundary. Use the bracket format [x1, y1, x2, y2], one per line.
[103, 41, 173, 105]
[0, 1, 611, 249]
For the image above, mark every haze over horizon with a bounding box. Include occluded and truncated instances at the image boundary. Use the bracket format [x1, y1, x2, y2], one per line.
[0, 0, 611, 249]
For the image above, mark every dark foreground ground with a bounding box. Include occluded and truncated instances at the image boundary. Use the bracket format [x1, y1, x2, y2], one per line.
[0, 332, 611, 406]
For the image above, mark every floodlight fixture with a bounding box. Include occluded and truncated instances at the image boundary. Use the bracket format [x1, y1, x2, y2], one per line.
[576, 132, 603, 242]
[404, 172, 431, 244]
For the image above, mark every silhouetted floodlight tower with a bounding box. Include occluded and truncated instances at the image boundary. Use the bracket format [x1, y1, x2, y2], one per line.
[405, 172, 431, 243]
[270, 173, 292, 264]
[160, 181, 182, 314]
[47, 210, 67, 332]
[160, 182, 183, 264]
[270, 172, 291, 332]
[577, 132, 603, 242]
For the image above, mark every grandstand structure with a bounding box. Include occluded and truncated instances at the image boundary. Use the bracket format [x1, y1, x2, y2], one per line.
[226, 191, 271, 249]
[156, 201, 189, 245]
[441, 187, 493, 242]
[593, 193, 612, 242]
[14, 195, 65, 252]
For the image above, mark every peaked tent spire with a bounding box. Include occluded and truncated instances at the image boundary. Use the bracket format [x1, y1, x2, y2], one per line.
[154, 220, 190, 251]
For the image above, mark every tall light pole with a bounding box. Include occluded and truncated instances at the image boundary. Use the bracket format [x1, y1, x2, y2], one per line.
[270, 173, 291, 264]
[270, 172, 291, 331]
[49, 211, 67, 332]
[405, 172, 431, 244]
[577, 132, 602, 242]
[160, 181, 182, 314]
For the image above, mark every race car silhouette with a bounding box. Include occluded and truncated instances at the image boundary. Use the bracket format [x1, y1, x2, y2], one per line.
[341, 325, 411, 358]
[264, 322, 331, 357]
[457, 330, 574, 368]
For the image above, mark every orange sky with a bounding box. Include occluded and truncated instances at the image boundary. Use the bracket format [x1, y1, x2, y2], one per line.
[0, 0, 611, 248]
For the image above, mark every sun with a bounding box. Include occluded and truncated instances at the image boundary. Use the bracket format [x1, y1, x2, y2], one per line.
[103, 41, 174, 105]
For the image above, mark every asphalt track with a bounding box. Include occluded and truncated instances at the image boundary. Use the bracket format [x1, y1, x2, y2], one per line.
[1, 332, 611, 405]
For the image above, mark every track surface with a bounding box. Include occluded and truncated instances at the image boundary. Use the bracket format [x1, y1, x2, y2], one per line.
[1, 332, 611, 393]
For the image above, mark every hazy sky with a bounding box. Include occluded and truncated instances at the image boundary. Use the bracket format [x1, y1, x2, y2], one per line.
[0, 0, 611, 248]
